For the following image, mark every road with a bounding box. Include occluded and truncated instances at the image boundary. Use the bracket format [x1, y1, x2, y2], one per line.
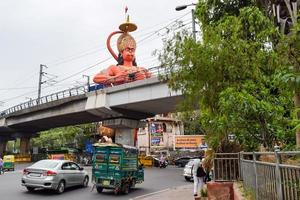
[0, 163, 191, 200]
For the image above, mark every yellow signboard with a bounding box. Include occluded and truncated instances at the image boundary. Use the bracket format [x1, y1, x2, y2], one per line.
[175, 135, 205, 149]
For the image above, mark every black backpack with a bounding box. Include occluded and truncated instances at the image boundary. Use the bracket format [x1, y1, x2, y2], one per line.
[196, 165, 206, 177]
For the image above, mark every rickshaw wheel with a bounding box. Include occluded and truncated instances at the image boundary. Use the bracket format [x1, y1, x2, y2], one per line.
[114, 187, 120, 195]
[122, 184, 130, 194]
[96, 186, 103, 193]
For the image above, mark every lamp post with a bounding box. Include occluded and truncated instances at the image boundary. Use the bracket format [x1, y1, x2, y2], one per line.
[82, 75, 90, 91]
[175, 3, 197, 40]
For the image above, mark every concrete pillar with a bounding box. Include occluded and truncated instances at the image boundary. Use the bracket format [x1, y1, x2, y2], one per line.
[20, 137, 30, 154]
[102, 118, 146, 147]
[115, 128, 135, 146]
[0, 138, 8, 156]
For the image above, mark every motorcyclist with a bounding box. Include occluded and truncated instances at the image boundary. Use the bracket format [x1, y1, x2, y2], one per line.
[159, 154, 167, 168]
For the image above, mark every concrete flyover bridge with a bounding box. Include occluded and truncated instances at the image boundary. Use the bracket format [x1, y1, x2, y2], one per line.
[0, 67, 183, 154]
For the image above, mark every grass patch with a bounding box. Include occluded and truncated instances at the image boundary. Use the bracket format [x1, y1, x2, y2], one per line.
[236, 182, 255, 200]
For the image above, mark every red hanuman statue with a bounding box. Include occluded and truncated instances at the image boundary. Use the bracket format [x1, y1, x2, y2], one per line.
[93, 15, 151, 85]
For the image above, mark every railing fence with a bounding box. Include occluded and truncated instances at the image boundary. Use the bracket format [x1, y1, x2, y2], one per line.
[213, 153, 240, 182]
[241, 151, 300, 200]
[213, 151, 300, 200]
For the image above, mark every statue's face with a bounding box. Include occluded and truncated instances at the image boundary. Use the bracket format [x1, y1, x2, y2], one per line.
[121, 44, 135, 62]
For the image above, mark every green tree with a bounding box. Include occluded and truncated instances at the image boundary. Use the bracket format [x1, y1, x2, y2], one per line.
[176, 111, 204, 135]
[158, 4, 295, 151]
[31, 123, 96, 150]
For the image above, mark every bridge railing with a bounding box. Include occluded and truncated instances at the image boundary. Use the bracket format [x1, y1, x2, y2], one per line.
[1, 85, 88, 117]
[0, 66, 166, 117]
[240, 151, 300, 200]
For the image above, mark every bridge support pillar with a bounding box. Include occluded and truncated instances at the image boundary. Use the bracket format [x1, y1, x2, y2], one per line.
[102, 118, 146, 146]
[114, 128, 136, 146]
[20, 136, 30, 154]
[0, 138, 8, 156]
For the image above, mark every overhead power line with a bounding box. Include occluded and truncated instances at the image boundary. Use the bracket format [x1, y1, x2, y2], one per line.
[0, 12, 192, 105]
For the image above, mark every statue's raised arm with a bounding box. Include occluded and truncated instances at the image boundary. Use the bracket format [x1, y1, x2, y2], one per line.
[93, 14, 151, 85]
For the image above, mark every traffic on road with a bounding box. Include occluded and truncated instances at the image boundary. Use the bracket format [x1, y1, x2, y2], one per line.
[0, 162, 192, 200]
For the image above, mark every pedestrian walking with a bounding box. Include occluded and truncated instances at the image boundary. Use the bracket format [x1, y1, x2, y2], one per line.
[192, 158, 205, 197]
[202, 149, 213, 183]
[198, 138, 208, 151]
[0, 157, 4, 175]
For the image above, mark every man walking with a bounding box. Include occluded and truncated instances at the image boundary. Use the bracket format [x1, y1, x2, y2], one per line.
[199, 138, 208, 151]
[192, 158, 205, 197]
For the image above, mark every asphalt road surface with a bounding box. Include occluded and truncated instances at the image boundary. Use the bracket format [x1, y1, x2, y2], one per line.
[0, 163, 191, 200]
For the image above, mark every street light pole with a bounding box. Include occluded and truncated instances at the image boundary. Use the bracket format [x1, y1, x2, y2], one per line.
[175, 3, 197, 40]
[38, 64, 47, 102]
[82, 75, 90, 90]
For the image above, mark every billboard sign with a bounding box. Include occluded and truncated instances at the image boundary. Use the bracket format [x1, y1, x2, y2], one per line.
[150, 123, 164, 146]
[175, 135, 205, 149]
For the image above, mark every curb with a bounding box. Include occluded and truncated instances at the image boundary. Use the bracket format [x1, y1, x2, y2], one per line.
[131, 184, 194, 200]
[129, 188, 171, 200]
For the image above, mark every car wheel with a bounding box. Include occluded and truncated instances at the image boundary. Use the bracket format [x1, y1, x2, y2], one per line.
[96, 186, 103, 193]
[26, 186, 35, 192]
[184, 176, 191, 181]
[82, 176, 89, 187]
[56, 180, 65, 194]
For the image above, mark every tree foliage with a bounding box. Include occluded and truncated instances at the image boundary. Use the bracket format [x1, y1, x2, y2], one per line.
[158, 3, 296, 151]
[31, 123, 96, 150]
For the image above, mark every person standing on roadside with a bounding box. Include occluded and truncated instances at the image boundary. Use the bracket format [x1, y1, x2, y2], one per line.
[199, 138, 208, 151]
[0, 157, 4, 175]
[192, 158, 205, 197]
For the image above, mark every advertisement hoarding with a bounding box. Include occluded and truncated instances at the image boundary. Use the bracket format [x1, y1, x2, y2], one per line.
[175, 135, 205, 149]
[150, 123, 164, 146]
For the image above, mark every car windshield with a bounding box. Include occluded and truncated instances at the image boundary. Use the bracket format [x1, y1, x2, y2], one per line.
[186, 160, 194, 166]
[178, 157, 190, 160]
[30, 160, 59, 169]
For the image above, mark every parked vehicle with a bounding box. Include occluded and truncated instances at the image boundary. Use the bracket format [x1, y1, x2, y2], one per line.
[22, 159, 89, 194]
[174, 156, 193, 167]
[92, 143, 144, 195]
[183, 159, 196, 181]
[152, 156, 160, 167]
[47, 148, 78, 162]
[3, 155, 15, 171]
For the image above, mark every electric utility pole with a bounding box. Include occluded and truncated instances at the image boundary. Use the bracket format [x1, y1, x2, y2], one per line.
[82, 75, 90, 90]
[38, 64, 47, 102]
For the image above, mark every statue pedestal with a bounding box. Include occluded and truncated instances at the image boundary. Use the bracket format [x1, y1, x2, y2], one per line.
[102, 118, 146, 146]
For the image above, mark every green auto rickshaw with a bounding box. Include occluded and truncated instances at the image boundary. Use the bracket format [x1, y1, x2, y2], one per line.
[92, 143, 144, 195]
[3, 155, 15, 171]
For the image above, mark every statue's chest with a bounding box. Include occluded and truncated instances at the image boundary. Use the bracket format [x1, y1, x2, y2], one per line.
[119, 66, 137, 73]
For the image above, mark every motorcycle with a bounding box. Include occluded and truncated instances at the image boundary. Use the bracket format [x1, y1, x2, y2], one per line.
[159, 160, 168, 168]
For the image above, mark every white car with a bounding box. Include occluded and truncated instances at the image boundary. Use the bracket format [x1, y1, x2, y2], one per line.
[183, 159, 196, 181]
[22, 159, 89, 194]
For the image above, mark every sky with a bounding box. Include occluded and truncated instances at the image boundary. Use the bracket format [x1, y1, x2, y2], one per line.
[0, 0, 197, 111]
